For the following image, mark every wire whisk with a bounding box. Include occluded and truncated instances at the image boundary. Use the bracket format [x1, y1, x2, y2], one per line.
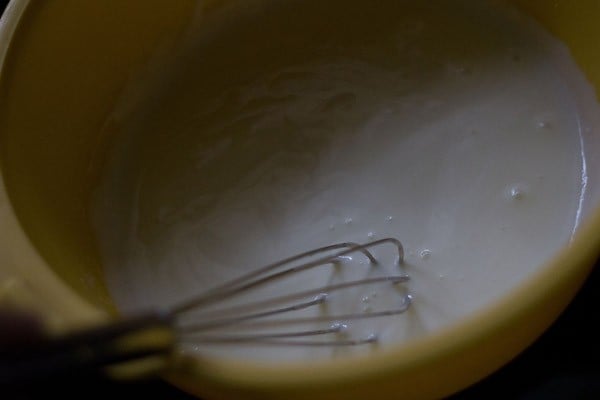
[1, 238, 411, 386]
[174, 238, 410, 346]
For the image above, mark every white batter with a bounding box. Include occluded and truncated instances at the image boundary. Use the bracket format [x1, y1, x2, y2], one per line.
[92, 0, 598, 361]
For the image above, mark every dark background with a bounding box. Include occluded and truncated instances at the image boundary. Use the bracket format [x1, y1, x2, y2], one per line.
[1, 1, 598, 398]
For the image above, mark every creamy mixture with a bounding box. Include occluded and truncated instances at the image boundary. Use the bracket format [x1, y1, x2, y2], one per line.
[93, 0, 598, 361]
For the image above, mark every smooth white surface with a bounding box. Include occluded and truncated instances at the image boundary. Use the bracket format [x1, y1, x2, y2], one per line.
[93, 1, 598, 361]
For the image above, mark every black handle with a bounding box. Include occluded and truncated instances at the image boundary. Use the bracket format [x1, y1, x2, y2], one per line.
[0, 311, 175, 388]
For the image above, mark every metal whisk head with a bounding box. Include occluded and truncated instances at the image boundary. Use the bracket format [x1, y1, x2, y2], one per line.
[170, 238, 411, 347]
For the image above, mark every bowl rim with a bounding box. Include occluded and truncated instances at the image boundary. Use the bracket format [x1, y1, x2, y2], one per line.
[0, 0, 109, 328]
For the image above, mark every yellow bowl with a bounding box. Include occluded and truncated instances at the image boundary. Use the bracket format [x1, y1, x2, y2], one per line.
[1, 1, 600, 399]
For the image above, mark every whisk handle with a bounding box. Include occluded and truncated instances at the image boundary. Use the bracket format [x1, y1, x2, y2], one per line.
[0, 311, 175, 388]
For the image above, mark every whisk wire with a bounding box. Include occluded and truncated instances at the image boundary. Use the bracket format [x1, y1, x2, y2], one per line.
[172, 238, 404, 315]
[178, 276, 409, 332]
[175, 238, 410, 346]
